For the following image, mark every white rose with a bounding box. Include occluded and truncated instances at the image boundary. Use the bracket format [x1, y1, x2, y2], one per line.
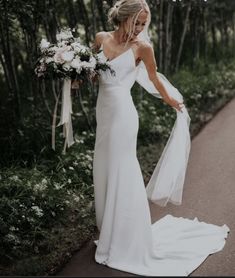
[61, 51, 74, 62]
[40, 38, 50, 50]
[54, 51, 64, 64]
[71, 57, 81, 69]
[71, 42, 82, 53]
[56, 30, 73, 41]
[89, 56, 97, 68]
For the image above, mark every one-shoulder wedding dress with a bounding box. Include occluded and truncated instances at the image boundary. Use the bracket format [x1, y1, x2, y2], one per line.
[92, 44, 229, 276]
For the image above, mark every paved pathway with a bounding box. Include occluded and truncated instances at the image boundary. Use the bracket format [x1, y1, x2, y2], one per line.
[57, 98, 235, 277]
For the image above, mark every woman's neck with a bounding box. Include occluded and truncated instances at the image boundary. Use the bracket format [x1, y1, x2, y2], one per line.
[113, 26, 132, 45]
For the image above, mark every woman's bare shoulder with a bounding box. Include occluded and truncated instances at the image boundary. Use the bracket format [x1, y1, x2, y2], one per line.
[95, 31, 112, 45]
[135, 40, 152, 51]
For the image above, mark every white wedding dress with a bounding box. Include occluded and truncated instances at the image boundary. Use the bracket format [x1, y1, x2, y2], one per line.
[92, 44, 229, 276]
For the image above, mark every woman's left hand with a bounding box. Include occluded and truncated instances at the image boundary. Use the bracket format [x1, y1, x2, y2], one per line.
[166, 97, 184, 113]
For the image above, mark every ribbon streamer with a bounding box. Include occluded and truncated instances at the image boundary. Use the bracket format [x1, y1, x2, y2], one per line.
[52, 78, 75, 153]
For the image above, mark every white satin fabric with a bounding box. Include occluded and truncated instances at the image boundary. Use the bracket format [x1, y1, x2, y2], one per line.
[53, 78, 74, 153]
[92, 45, 229, 276]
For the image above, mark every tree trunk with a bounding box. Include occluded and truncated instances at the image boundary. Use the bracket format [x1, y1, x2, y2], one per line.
[233, 13, 235, 52]
[211, 23, 218, 62]
[175, 3, 191, 72]
[90, 0, 97, 40]
[96, 0, 107, 31]
[158, 0, 164, 70]
[164, 3, 174, 74]
[77, 0, 90, 45]
[0, 4, 21, 120]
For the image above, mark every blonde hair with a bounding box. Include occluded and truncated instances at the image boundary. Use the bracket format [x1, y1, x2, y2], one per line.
[108, 0, 150, 46]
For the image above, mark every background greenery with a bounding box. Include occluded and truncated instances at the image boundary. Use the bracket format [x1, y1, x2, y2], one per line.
[0, 0, 235, 275]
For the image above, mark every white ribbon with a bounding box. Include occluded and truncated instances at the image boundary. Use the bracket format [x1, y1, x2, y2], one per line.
[52, 78, 75, 153]
[136, 62, 191, 207]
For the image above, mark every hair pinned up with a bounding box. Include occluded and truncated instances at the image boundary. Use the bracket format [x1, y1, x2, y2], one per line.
[108, 0, 150, 46]
[108, 0, 148, 27]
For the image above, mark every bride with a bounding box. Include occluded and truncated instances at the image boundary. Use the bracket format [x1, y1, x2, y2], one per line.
[91, 0, 229, 276]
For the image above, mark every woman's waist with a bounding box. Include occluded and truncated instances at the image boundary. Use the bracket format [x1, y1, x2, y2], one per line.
[98, 84, 132, 97]
[99, 83, 131, 91]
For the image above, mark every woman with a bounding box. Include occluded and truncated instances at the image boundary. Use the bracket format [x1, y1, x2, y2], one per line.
[92, 0, 229, 276]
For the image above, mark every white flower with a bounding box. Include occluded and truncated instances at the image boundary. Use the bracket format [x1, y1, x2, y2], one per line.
[54, 52, 64, 64]
[31, 205, 44, 217]
[57, 41, 68, 48]
[41, 178, 48, 185]
[85, 154, 92, 161]
[71, 42, 82, 52]
[71, 57, 82, 73]
[40, 38, 50, 50]
[56, 29, 73, 42]
[33, 183, 47, 192]
[45, 57, 54, 64]
[50, 46, 59, 52]
[61, 51, 74, 62]
[68, 178, 72, 184]
[5, 233, 20, 243]
[9, 226, 16, 232]
[75, 138, 84, 144]
[53, 46, 70, 64]
[73, 194, 80, 203]
[10, 175, 20, 182]
[81, 56, 97, 70]
[69, 166, 74, 170]
[54, 182, 64, 190]
[71, 57, 81, 68]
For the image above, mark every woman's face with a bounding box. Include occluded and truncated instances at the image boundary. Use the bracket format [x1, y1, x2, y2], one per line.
[125, 10, 148, 39]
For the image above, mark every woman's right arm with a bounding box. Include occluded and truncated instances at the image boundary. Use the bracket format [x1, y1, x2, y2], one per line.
[91, 31, 106, 52]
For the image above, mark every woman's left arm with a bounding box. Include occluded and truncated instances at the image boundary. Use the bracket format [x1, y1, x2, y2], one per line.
[138, 42, 183, 112]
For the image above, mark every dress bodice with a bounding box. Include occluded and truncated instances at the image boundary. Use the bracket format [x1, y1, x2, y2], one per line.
[97, 46, 138, 90]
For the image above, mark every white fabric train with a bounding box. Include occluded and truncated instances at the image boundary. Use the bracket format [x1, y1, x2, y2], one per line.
[136, 61, 191, 206]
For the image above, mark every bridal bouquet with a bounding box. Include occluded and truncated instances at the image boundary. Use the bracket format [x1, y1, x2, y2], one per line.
[35, 28, 113, 81]
[35, 28, 113, 153]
